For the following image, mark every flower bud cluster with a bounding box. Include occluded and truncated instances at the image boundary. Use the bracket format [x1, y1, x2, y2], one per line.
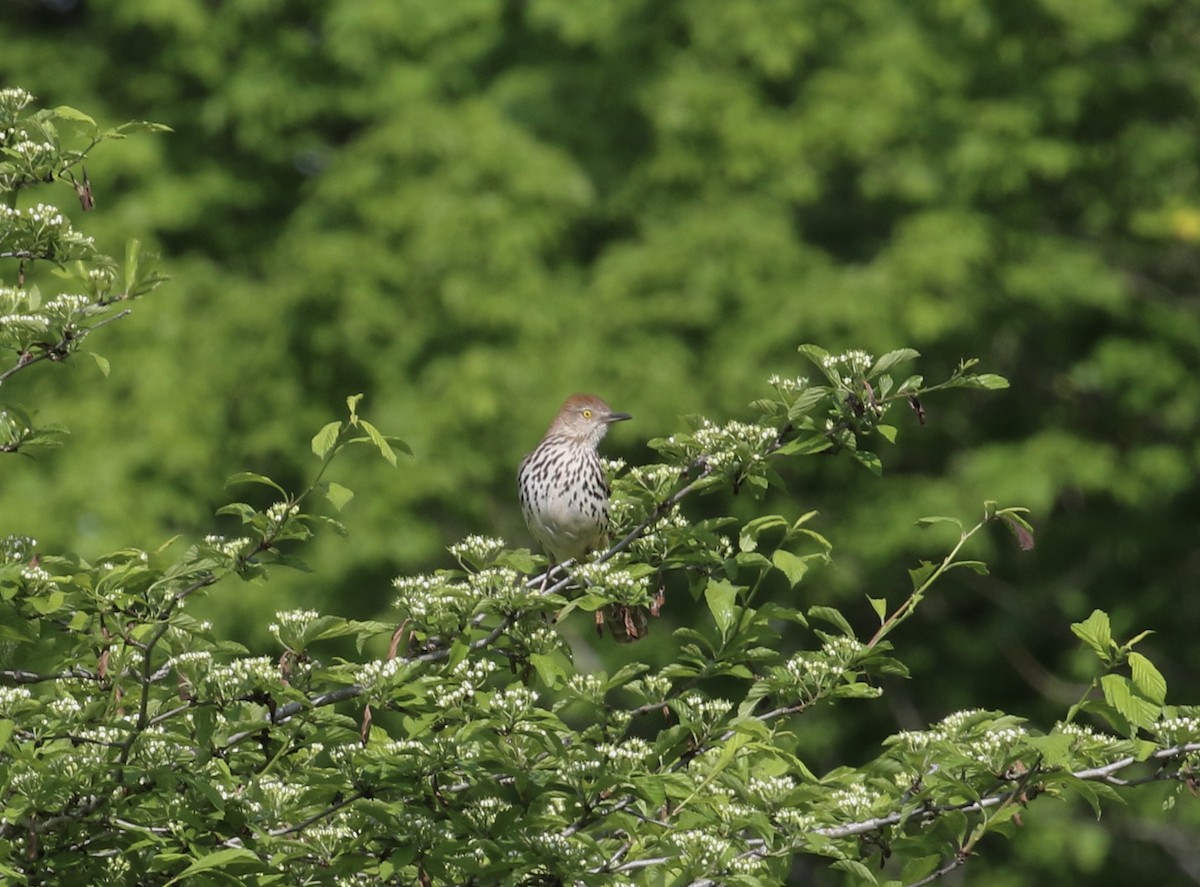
[573, 559, 650, 606]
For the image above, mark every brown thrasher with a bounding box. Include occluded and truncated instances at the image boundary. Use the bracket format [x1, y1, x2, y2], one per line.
[518, 393, 647, 642]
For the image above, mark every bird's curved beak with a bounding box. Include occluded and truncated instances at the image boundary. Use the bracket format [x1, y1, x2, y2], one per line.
[606, 412, 632, 423]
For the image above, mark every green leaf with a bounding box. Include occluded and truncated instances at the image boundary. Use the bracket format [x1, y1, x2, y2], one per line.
[915, 515, 964, 532]
[869, 348, 920, 379]
[124, 237, 141, 286]
[311, 421, 341, 458]
[1100, 674, 1160, 731]
[88, 351, 110, 376]
[530, 650, 573, 688]
[830, 858, 878, 884]
[360, 419, 398, 465]
[1028, 733, 1075, 768]
[771, 549, 809, 587]
[851, 448, 882, 475]
[900, 855, 941, 884]
[224, 472, 287, 496]
[972, 373, 1009, 389]
[605, 662, 650, 690]
[774, 434, 833, 456]
[867, 596, 887, 624]
[1128, 651, 1167, 705]
[26, 590, 65, 615]
[876, 423, 897, 443]
[907, 561, 937, 590]
[1071, 609, 1114, 658]
[947, 559, 989, 575]
[113, 120, 173, 135]
[0, 718, 14, 751]
[739, 515, 788, 552]
[704, 579, 739, 635]
[51, 104, 97, 129]
[325, 481, 354, 512]
[164, 848, 262, 884]
[807, 605, 855, 637]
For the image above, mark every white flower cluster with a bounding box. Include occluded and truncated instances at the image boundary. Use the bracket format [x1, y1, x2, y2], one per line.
[305, 821, 357, 858]
[541, 794, 569, 817]
[0, 535, 35, 564]
[573, 560, 649, 603]
[43, 293, 97, 325]
[0, 312, 48, 331]
[964, 726, 1028, 767]
[937, 709, 990, 732]
[466, 795, 512, 829]
[822, 635, 865, 664]
[265, 501, 299, 525]
[768, 374, 811, 393]
[468, 566, 521, 598]
[104, 855, 131, 879]
[891, 729, 933, 752]
[392, 573, 459, 620]
[1054, 721, 1114, 742]
[560, 753, 604, 779]
[517, 624, 562, 654]
[565, 673, 604, 702]
[775, 807, 816, 830]
[204, 534, 252, 558]
[893, 711, 1026, 760]
[673, 829, 731, 868]
[1155, 716, 1200, 743]
[821, 349, 874, 386]
[489, 686, 538, 718]
[596, 737, 653, 767]
[0, 411, 30, 435]
[20, 564, 55, 589]
[135, 725, 192, 769]
[0, 87, 34, 113]
[395, 809, 449, 843]
[255, 777, 303, 815]
[448, 534, 506, 565]
[689, 419, 780, 471]
[629, 674, 672, 702]
[47, 695, 83, 719]
[87, 267, 115, 286]
[169, 650, 213, 672]
[11, 139, 55, 159]
[268, 608, 321, 641]
[0, 686, 32, 715]
[681, 692, 733, 723]
[358, 657, 405, 689]
[629, 504, 692, 556]
[600, 456, 627, 475]
[782, 652, 845, 685]
[0, 203, 67, 229]
[729, 853, 767, 875]
[829, 781, 881, 818]
[627, 461, 679, 493]
[528, 831, 580, 861]
[76, 725, 125, 752]
[209, 656, 278, 695]
[432, 658, 497, 708]
[748, 774, 796, 804]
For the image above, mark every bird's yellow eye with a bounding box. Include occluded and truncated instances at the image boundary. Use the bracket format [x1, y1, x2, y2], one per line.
[581, 409, 593, 419]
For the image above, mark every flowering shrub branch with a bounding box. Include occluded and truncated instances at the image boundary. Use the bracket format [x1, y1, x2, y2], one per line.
[2, 91, 1196, 886]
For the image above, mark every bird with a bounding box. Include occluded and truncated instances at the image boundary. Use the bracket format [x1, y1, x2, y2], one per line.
[518, 393, 647, 642]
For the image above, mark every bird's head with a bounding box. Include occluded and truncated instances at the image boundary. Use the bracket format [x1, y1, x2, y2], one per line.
[548, 393, 631, 446]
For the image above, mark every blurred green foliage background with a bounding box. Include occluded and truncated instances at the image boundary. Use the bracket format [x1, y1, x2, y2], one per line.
[2, 0, 1199, 883]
